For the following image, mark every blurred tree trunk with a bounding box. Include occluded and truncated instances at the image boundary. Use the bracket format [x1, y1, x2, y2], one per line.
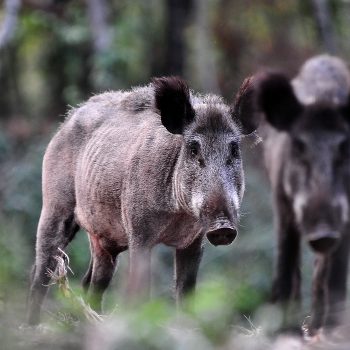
[0, 0, 23, 119]
[311, 0, 337, 54]
[0, 0, 21, 49]
[86, 0, 116, 90]
[164, 0, 193, 76]
[0, 45, 23, 120]
[85, 0, 112, 54]
[193, 0, 219, 93]
[212, 0, 246, 97]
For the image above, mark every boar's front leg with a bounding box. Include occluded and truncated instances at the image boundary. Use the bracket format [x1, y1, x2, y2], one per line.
[272, 224, 301, 302]
[310, 255, 330, 333]
[271, 203, 301, 303]
[326, 231, 350, 328]
[174, 235, 204, 306]
[127, 241, 152, 302]
[271, 196, 301, 329]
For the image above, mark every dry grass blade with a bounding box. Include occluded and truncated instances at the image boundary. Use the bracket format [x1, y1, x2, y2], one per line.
[45, 248, 103, 323]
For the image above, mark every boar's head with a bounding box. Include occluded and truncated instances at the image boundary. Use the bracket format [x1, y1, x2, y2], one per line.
[153, 76, 257, 246]
[258, 72, 350, 253]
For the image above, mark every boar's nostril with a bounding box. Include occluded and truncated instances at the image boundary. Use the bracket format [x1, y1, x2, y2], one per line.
[308, 233, 339, 253]
[206, 227, 237, 246]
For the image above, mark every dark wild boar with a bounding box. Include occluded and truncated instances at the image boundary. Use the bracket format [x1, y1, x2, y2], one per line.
[256, 55, 350, 333]
[27, 76, 257, 325]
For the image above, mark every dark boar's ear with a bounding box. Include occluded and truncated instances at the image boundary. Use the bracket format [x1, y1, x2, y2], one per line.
[232, 76, 259, 135]
[257, 72, 303, 131]
[341, 95, 350, 123]
[153, 76, 195, 134]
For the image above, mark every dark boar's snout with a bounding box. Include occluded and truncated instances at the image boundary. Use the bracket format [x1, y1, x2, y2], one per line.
[206, 223, 237, 246]
[201, 190, 239, 246]
[307, 229, 341, 253]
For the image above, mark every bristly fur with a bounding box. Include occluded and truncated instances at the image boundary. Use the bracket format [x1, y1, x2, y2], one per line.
[153, 76, 195, 134]
[27, 74, 257, 325]
[257, 55, 350, 334]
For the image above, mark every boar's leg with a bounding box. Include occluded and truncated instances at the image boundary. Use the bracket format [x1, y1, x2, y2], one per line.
[326, 232, 350, 328]
[86, 239, 121, 312]
[174, 235, 204, 306]
[310, 255, 330, 333]
[81, 237, 96, 293]
[84, 234, 126, 311]
[82, 252, 93, 293]
[271, 224, 301, 301]
[27, 209, 79, 325]
[126, 242, 152, 302]
[271, 198, 301, 329]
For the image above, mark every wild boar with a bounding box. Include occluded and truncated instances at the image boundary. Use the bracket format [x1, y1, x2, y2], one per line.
[256, 55, 350, 333]
[27, 76, 257, 325]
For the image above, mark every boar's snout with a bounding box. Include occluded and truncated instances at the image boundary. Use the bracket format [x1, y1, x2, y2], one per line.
[206, 221, 237, 246]
[307, 230, 340, 253]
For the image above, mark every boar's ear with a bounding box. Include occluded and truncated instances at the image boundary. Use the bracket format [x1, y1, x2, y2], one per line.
[257, 72, 303, 131]
[232, 76, 260, 135]
[341, 95, 350, 123]
[153, 76, 195, 134]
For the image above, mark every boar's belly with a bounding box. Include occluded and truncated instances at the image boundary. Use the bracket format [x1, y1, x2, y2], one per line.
[75, 203, 128, 247]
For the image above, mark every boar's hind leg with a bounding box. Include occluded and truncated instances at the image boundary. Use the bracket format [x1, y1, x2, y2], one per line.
[174, 235, 204, 306]
[85, 237, 123, 312]
[27, 209, 79, 325]
[82, 239, 94, 292]
[326, 232, 350, 328]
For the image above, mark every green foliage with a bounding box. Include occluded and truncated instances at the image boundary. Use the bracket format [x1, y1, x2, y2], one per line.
[0, 218, 31, 286]
[2, 141, 45, 237]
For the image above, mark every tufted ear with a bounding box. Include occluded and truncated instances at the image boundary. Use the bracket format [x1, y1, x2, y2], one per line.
[153, 76, 195, 134]
[256, 72, 303, 131]
[232, 76, 260, 135]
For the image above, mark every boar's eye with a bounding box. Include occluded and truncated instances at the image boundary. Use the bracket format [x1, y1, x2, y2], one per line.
[292, 138, 306, 155]
[189, 141, 200, 157]
[226, 142, 240, 166]
[189, 141, 205, 167]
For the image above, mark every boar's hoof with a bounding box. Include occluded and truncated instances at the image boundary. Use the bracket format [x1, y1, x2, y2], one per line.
[206, 227, 237, 246]
[308, 231, 340, 253]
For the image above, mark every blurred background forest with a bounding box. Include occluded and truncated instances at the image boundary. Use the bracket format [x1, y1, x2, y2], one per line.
[1, 0, 350, 349]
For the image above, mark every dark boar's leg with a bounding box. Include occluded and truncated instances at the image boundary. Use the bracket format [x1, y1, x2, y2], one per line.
[271, 198, 301, 303]
[271, 197, 301, 329]
[272, 224, 301, 302]
[310, 255, 330, 332]
[326, 232, 350, 327]
[174, 235, 203, 305]
[27, 209, 79, 325]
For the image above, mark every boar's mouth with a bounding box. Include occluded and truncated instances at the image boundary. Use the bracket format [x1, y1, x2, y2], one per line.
[206, 224, 237, 246]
